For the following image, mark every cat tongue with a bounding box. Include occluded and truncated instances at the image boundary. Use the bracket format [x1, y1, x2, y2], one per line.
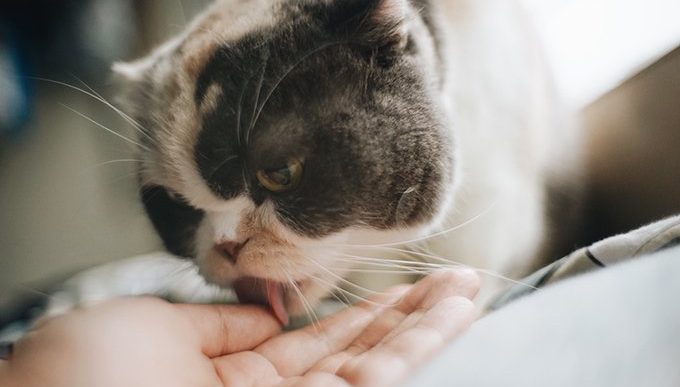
[233, 277, 289, 326]
[266, 281, 288, 326]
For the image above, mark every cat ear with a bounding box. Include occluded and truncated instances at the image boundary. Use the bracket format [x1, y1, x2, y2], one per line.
[328, 0, 409, 49]
[112, 36, 182, 82]
[111, 57, 154, 83]
[359, 0, 408, 48]
[111, 56, 156, 114]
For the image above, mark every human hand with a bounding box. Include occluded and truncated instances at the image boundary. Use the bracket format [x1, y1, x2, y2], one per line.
[0, 269, 478, 387]
[0, 297, 281, 387]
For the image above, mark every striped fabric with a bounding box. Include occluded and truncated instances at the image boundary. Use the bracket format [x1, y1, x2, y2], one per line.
[489, 215, 680, 310]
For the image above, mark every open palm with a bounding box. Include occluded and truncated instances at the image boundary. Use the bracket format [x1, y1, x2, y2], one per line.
[2, 270, 478, 387]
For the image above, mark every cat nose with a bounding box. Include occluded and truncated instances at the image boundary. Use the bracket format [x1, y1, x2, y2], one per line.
[215, 240, 247, 264]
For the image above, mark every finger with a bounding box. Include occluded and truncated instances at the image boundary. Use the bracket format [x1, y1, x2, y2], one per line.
[212, 352, 351, 387]
[375, 269, 478, 345]
[308, 292, 411, 375]
[175, 304, 281, 357]
[307, 305, 406, 375]
[309, 270, 478, 374]
[279, 372, 351, 387]
[212, 351, 282, 386]
[383, 295, 477, 358]
[337, 295, 476, 387]
[396, 269, 479, 315]
[221, 371, 353, 387]
[255, 286, 409, 377]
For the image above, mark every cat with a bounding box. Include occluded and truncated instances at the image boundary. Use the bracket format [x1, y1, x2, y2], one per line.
[47, 0, 581, 323]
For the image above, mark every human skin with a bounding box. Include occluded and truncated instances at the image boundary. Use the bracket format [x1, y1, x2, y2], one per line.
[0, 269, 478, 387]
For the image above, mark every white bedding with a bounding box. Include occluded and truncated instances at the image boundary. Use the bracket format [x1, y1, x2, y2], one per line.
[405, 241, 680, 386]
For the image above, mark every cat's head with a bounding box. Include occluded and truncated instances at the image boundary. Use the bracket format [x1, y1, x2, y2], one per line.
[115, 0, 454, 324]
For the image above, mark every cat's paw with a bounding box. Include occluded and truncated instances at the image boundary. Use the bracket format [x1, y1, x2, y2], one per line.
[44, 252, 235, 317]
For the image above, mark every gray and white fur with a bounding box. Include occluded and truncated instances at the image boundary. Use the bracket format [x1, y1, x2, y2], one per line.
[48, 0, 581, 316]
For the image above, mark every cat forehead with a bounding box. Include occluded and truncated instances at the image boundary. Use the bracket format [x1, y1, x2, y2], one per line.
[176, 0, 407, 81]
[191, 34, 366, 116]
[116, 0, 412, 102]
[175, 0, 283, 77]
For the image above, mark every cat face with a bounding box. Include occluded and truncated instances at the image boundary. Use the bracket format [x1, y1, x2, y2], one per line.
[116, 0, 454, 323]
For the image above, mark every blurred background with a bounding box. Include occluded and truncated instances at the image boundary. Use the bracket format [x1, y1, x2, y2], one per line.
[0, 0, 679, 322]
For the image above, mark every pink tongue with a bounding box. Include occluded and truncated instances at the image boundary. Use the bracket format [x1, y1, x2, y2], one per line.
[233, 277, 289, 326]
[266, 281, 289, 326]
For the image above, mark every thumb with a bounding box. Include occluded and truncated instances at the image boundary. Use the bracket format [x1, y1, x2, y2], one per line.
[175, 304, 281, 357]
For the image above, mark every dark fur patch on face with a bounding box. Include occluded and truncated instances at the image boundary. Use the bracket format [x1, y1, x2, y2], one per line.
[192, 0, 452, 238]
[141, 185, 204, 257]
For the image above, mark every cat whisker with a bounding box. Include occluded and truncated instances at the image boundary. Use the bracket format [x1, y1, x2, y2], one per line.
[330, 198, 499, 248]
[89, 159, 146, 168]
[306, 273, 398, 308]
[30, 77, 156, 145]
[16, 283, 53, 299]
[329, 268, 431, 275]
[301, 255, 389, 297]
[60, 104, 151, 151]
[333, 254, 444, 275]
[206, 155, 239, 183]
[69, 73, 105, 100]
[245, 54, 269, 145]
[323, 283, 353, 309]
[337, 250, 537, 290]
[336, 253, 448, 268]
[234, 71, 249, 147]
[241, 167, 250, 195]
[69, 73, 155, 146]
[291, 284, 321, 333]
[333, 283, 353, 307]
[282, 264, 321, 331]
[306, 278, 353, 310]
[346, 267, 423, 277]
[275, 206, 305, 230]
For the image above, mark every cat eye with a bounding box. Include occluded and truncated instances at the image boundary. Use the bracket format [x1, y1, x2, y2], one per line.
[256, 158, 303, 193]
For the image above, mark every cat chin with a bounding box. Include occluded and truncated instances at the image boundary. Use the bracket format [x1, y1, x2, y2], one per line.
[196, 247, 347, 323]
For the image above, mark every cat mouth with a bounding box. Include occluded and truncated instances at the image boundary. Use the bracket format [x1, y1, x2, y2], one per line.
[233, 276, 298, 326]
